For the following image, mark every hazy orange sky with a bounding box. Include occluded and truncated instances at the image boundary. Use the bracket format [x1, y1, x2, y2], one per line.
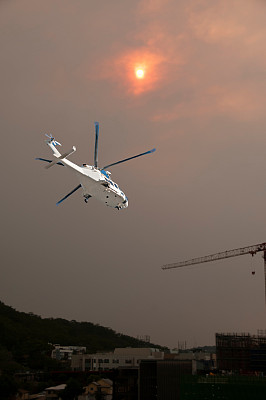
[1, 0, 266, 348]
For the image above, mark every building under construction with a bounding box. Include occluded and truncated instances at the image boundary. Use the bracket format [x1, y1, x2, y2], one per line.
[216, 332, 266, 373]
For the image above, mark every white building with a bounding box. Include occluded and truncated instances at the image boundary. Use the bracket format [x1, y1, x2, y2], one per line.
[51, 344, 86, 360]
[71, 347, 164, 371]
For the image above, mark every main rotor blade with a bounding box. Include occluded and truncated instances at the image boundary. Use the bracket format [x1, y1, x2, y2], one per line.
[35, 157, 64, 166]
[94, 122, 99, 168]
[56, 184, 82, 206]
[102, 148, 156, 170]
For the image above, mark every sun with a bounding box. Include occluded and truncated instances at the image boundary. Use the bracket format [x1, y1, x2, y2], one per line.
[135, 68, 145, 79]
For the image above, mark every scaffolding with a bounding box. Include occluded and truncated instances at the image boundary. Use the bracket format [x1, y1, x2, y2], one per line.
[216, 333, 266, 373]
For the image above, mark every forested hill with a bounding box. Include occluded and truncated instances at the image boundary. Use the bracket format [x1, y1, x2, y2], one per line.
[0, 300, 165, 372]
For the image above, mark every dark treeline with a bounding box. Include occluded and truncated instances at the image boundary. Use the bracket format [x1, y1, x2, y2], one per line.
[0, 300, 165, 373]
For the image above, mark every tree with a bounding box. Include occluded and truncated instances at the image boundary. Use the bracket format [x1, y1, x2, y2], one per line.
[0, 375, 18, 400]
[61, 378, 83, 400]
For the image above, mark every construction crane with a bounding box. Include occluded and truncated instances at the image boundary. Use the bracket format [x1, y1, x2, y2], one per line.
[162, 242, 266, 303]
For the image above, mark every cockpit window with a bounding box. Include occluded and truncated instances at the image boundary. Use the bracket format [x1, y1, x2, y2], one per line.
[102, 174, 121, 190]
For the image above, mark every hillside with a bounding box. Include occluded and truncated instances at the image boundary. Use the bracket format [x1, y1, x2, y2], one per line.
[0, 301, 164, 372]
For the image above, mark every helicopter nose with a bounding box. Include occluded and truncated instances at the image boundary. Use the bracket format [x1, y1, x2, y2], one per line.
[122, 197, 128, 208]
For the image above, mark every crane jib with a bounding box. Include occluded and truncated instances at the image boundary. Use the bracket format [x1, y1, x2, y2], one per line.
[162, 242, 266, 270]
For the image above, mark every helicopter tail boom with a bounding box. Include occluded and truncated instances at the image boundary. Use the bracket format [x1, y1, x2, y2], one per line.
[45, 146, 76, 169]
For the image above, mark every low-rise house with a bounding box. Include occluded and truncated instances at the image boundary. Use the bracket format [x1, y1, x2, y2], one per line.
[44, 384, 66, 399]
[16, 389, 46, 399]
[80, 379, 112, 400]
[17, 389, 30, 399]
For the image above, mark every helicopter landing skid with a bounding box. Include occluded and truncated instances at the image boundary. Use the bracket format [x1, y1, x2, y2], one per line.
[84, 194, 92, 203]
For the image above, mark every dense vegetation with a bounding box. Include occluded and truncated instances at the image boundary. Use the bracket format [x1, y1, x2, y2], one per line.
[0, 300, 164, 373]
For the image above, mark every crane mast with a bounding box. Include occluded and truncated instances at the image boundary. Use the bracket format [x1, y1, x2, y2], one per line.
[162, 242, 266, 303]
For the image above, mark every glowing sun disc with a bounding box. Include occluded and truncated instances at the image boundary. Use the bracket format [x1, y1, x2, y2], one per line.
[136, 68, 145, 79]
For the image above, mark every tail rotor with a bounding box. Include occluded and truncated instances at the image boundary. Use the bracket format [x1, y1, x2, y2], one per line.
[45, 134, 62, 146]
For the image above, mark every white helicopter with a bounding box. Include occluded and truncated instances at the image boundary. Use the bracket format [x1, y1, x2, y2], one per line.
[36, 122, 156, 209]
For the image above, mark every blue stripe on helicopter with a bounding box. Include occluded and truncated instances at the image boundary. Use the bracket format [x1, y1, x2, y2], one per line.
[101, 170, 109, 178]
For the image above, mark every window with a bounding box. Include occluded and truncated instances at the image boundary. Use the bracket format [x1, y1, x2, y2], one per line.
[125, 359, 132, 364]
[85, 359, 91, 367]
[104, 359, 109, 363]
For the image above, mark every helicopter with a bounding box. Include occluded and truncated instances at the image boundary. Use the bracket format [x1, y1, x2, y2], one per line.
[36, 122, 156, 209]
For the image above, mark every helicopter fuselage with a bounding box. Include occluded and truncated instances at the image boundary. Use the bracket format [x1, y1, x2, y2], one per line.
[57, 156, 128, 209]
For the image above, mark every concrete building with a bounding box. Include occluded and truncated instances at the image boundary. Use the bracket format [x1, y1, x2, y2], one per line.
[139, 359, 192, 400]
[71, 347, 164, 371]
[51, 344, 86, 361]
[164, 350, 216, 374]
